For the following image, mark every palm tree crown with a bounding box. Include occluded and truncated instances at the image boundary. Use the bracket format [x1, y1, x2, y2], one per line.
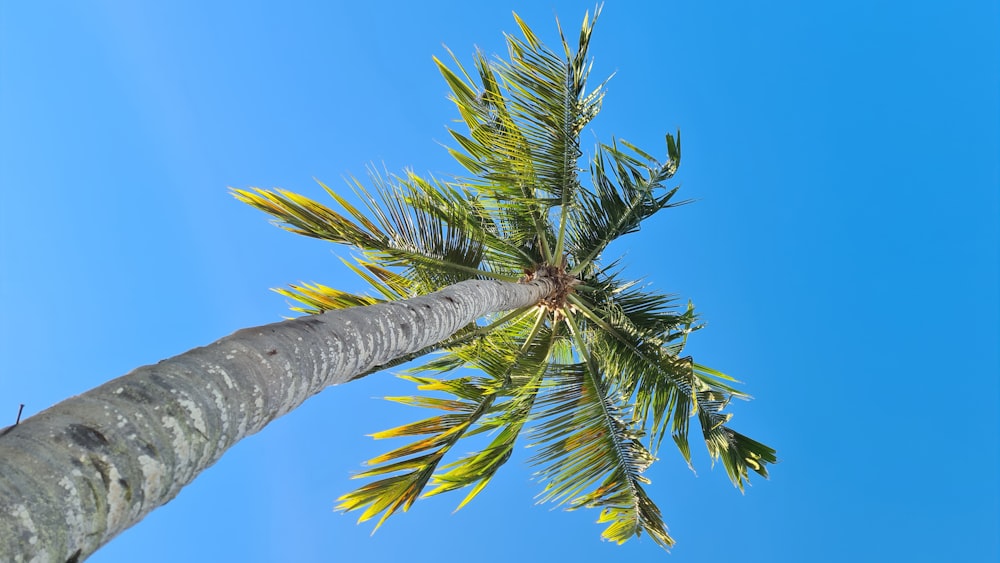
[235, 8, 774, 550]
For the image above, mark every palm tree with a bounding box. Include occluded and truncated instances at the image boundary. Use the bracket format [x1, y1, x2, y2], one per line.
[0, 9, 773, 560]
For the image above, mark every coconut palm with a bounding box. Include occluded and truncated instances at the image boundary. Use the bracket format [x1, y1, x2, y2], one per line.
[0, 8, 773, 560]
[240, 8, 774, 549]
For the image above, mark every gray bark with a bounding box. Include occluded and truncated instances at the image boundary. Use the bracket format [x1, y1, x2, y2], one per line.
[0, 277, 556, 562]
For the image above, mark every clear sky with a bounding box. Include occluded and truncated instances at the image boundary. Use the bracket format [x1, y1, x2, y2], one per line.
[1, 1, 997, 561]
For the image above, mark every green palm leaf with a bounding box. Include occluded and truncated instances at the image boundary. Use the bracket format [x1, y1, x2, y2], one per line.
[527, 313, 673, 548]
[421, 311, 557, 508]
[274, 260, 412, 314]
[397, 172, 536, 278]
[567, 137, 684, 275]
[566, 292, 697, 452]
[335, 373, 495, 529]
[694, 389, 778, 490]
[436, 9, 605, 265]
[234, 172, 503, 293]
[338, 308, 552, 524]
[436, 48, 552, 260]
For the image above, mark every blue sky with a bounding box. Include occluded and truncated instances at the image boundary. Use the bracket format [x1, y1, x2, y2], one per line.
[1, 1, 997, 561]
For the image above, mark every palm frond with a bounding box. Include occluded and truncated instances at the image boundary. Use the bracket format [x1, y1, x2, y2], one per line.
[436, 7, 605, 265]
[335, 374, 496, 529]
[421, 311, 557, 508]
[567, 293, 698, 455]
[567, 136, 684, 275]
[233, 186, 383, 248]
[528, 313, 673, 548]
[501, 10, 599, 205]
[338, 309, 553, 524]
[343, 172, 492, 289]
[398, 172, 536, 278]
[694, 389, 777, 491]
[435, 48, 552, 260]
[567, 291, 776, 485]
[234, 173, 508, 292]
[275, 282, 380, 315]
[579, 265, 693, 344]
[275, 259, 413, 314]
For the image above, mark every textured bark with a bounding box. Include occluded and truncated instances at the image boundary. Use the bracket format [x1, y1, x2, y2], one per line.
[0, 277, 556, 562]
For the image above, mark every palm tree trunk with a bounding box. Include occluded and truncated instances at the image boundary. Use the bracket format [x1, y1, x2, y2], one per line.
[0, 277, 556, 562]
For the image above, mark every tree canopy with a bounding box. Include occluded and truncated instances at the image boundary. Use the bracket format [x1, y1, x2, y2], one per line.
[235, 8, 775, 549]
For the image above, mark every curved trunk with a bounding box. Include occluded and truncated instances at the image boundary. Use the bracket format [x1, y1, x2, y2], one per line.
[0, 278, 556, 562]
